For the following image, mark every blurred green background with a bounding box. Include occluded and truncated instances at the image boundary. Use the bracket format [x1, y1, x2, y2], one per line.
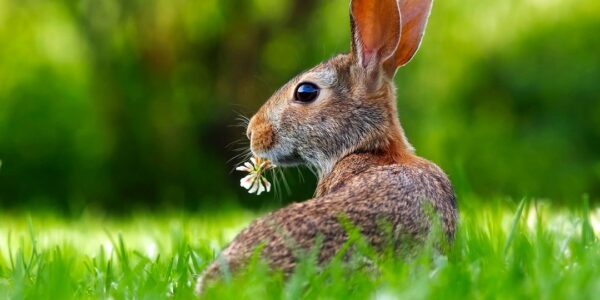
[0, 0, 598, 213]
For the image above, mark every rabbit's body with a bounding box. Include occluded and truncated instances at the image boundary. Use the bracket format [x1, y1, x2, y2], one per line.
[197, 0, 458, 293]
[198, 152, 456, 290]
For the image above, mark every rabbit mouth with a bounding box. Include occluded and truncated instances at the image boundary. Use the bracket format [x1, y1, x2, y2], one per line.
[254, 147, 303, 167]
[273, 152, 303, 166]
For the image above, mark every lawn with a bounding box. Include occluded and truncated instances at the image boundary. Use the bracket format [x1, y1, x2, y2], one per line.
[0, 197, 599, 299]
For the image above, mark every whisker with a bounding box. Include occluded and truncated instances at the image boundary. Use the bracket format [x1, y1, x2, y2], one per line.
[277, 168, 292, 196]
[305, 165, 319, 178]
[228, 124, 248, 129]
[233, 112, 251, 125]
[226, 152, 247, 165]
[296, 166, 305, 183]
[270, 169, 282, 202]
[230, 145, 251, 152]
[225, 138, 248, 149]
[232, 109, 251, 118]
[234, 112, 250, 120]
[228, 147, 250, 159]
[227, 150, 253, 169]
[235, 117, 250, 125]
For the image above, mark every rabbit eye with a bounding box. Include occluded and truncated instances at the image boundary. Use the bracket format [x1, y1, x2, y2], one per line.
[294, 82, 320, 103]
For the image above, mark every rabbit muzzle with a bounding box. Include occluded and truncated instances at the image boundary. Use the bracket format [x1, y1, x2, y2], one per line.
[247, 112, 275, 155]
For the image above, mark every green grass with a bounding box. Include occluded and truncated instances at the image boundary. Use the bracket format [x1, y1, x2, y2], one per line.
[0, 197, 599, 299]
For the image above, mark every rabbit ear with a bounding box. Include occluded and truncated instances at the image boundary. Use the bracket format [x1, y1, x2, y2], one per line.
[350, 0, 402, 72]
[383, 0, 433, 76]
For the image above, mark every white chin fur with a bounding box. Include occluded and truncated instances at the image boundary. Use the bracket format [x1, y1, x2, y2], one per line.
[252, 144, 298, 165]
[253, 145, 338, 179]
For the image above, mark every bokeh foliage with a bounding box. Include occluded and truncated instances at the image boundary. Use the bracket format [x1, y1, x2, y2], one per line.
[0, 0, 598, 212]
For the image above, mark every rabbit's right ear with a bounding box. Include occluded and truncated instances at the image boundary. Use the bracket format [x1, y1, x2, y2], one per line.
[383, 0, 433, 76]
[350, 0, 402, 78]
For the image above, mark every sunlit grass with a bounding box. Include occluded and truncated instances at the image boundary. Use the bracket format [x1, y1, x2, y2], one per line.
[0, 198, 599, 299]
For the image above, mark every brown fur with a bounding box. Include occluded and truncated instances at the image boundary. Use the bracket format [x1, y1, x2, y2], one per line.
[247, 111, 274, 153]
[196, 0, 454, 294]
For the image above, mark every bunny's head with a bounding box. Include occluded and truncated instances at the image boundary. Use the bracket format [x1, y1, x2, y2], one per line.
[246, 0, 433, 176]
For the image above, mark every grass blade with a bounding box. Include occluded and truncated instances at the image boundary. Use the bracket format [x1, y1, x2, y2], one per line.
[582, 194, 596, 245]
[503, 198, 527, 255]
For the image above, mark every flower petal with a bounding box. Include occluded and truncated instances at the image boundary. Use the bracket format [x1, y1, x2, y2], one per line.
[256, 181, 265, 195]
[236, 165, 251, 172]
[240, 174, 255, 189]
[248, 179, 259, 194]
[262, 177, 271, 192]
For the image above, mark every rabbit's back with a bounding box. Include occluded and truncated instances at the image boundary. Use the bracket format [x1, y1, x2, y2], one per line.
[206, 157, 457, 279]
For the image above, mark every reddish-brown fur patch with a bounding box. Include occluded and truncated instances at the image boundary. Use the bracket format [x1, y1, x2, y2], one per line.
[351, 77, 421, 167]
[248, 111, 274, 153]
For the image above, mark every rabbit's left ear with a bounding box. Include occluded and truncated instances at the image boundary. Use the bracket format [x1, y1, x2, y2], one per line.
[383, 0, 433, 76]
[350, 0, 402, 73]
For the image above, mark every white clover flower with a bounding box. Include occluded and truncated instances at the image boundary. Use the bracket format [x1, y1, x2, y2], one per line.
[237, 157, 275, 195]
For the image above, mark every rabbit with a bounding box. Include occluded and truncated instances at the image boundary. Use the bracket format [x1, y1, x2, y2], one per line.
[196, 0, 457, 294]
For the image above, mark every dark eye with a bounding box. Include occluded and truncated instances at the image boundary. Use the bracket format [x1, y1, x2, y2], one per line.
[294, 82, 320, 103]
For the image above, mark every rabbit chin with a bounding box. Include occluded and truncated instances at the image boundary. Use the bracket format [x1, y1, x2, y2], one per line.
[253, 146, 304, 167]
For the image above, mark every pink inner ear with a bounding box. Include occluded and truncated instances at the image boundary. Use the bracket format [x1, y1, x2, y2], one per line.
[351, 0, 402, 71]
[362, 48, 376, 68]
